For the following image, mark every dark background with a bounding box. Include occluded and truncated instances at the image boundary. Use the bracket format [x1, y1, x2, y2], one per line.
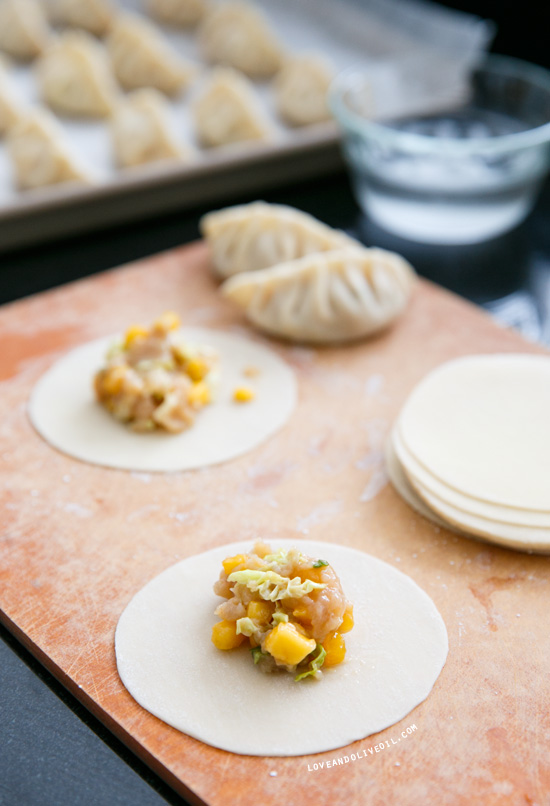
[441, 0, 549, 69]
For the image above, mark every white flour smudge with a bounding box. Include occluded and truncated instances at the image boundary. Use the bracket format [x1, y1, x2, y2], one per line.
[308, 432, 330, 457]
[356, 450, 384, 471]
[360, 467, 388, 502]
[130, 472, 152, 484]
[364, 374, 384, 398]
[168, 511, 197, 524]
[127, 504, 161, 522]
[355, 419, 390, 502]
[62, 502, 94, 518]
[297, 500, 343, 534]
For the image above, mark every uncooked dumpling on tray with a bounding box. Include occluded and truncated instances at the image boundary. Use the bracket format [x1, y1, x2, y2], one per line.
[7, 109, 92, 190]
[0, 61, 22, 135]
[193, 68, 272, 148]
[221, 248, 416, 344]
[38, 32, 118, 119]
[107, 12, 198, 97]
[148, 0, 209, 28]
[199, 1, 283, 79]
[111, 89, 192, 168]
[201, 201, 359, 278]
[0, 0, 50, 62]
[49, 0, 115, 37]
[274, 55, 333, 127]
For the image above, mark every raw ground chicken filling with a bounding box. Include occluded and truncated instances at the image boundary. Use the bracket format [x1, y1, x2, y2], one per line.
[94, 312, 219, 433]
[212, 543, 354, 680]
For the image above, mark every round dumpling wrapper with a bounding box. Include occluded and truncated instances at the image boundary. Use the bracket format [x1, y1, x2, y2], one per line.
[28, 327, 296, 472]
[399, 354, 550, 512]
[385, 435, 464, 533]
[115, 539, 448, 757]
[411, 478, 550, 553]
[393, 424, 550, 528]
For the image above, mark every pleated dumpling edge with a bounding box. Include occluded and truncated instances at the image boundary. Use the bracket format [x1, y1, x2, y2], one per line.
[220, 247, 416, 344]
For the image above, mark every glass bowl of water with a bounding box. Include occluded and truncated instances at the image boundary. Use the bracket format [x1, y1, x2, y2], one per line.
[329, 56, 550, 244]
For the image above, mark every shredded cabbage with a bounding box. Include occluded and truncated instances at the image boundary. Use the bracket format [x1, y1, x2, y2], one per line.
[235, 617, 256, 636]
[271, 610, 289, 625]
[263, 547, 305, 568]
[295, 645, 326, 681]
[228, 569, 325, 601]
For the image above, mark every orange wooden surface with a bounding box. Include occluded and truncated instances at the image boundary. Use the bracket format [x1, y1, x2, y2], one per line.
[1, 242, 549, 806]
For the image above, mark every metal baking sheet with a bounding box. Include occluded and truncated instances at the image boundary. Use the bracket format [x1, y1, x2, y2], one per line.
[0, 0, 491, 251]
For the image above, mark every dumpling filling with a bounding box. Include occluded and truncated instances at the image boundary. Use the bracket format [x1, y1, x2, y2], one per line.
[94, 311, 218, 432]
[212, 542, 354, 680]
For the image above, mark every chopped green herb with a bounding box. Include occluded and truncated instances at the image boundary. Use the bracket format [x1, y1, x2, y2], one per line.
[250, 646, 266, 665]
[295, 644, 327, 681]
[312, 559, 329, 568]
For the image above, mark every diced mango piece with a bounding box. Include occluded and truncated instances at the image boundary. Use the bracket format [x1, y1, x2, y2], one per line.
[233, 386, 255, 403]
[299, 566, 324, 584]
[188, 381, 211, 407]
[211, 620, 245, 650]
[322, 631, 346, 667]
[186, 358, 209, 382]
[172, 343, 190, 365]
[340, 604, 354, 634]
[247, 601, 275, 623]
[264, 622, 316, 666]
[123, 325, 148, 348]
[222, 554, 249, 576]
[101, 366, 127, 395]
[153, 311, 180, 334]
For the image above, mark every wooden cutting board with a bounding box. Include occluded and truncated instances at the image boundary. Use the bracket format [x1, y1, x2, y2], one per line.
[1, 242, 549, 806]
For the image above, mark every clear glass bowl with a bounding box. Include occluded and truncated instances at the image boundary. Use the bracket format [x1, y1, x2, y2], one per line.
[329, 55, 550, 244]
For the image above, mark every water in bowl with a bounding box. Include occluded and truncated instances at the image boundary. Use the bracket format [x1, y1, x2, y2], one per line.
[347, 109, 548, 244]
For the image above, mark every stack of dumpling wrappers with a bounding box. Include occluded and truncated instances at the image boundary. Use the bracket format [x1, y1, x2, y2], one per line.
[0, 0, 336, 190]
[201, 201, 416, 343]
[387, 354, 550, 554]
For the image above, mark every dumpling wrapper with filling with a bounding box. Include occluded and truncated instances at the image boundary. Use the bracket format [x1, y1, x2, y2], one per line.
[0, 0, 50, 62]
[7, 109, 93, 190]
[107, 12, 198, 97]
[148, 0, 209, 28]
[275, 54, 333, 127]
[49, 0, 115, 37]
[0, 60, 23, 135]
[111, 88, 193, 168]
[115, 539, 448, 756]
[199, 1, 283, 79]
[193, 68, 273, 148]
[201, 201, 360, 279]
[221, 247, 416, 344]
[39, 31, 118, 119]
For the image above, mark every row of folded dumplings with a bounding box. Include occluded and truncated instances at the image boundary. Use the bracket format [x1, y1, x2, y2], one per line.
[0, 0, 334, 190]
